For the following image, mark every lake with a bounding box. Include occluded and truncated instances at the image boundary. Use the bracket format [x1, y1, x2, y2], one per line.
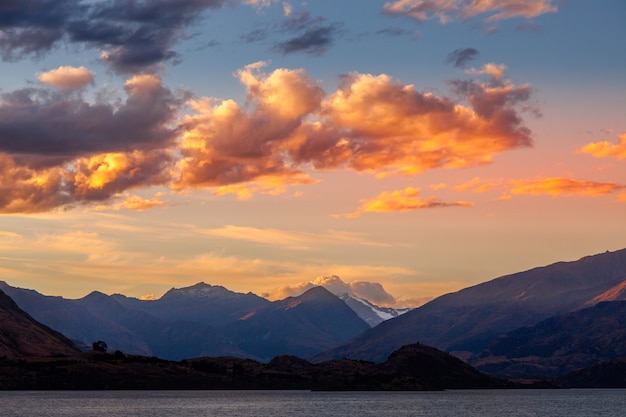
[0, 389, 624, 416]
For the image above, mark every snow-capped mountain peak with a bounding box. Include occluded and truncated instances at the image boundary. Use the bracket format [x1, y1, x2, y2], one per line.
[337, 292, 412, 327]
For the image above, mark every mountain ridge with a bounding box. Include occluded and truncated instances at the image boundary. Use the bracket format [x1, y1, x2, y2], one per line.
[313, 248, 626, 363]
[0, 289, 79, 358]
[0, 281, 370, 361]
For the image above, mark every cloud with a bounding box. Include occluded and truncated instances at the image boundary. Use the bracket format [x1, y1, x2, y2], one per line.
[341, 187, 473, 218]
[176, 63, 535, 195]
[282, 2, 293, 17]
[277, 12, 342, 55]
[578, 131, 626, 160]
[0, 73, 180, 162]
[174, 61, 324, 191]
[242, 0, 275, 8]
[199, 225, 385, 249]
[242, 10, 342, 56]
[0, 149, 173, 213]
[450, 176, 626, 202]
[2, 62, 536, 213]
[37, 66, 95, 90]
[273, 24, 340, 55]
[0, 0, 227, 73]
[509, 177, 626, 197]
[295, 68, 534, 175]
[454, 176, 504, 193]
[0, 72, 178, 213]
[0, 154, 69, 214]
[382, 0, 557, 24]
[70, 150, 173, 201]
[465, 62, 507, 82]
[264, 274, 399, 306]
[446, 47, 479, 68]
[94, 193, 166, 212]
[35, 231, 125, 263]
[377, 27, 420, 39]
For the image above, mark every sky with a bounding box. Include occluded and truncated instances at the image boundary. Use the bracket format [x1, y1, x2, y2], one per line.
[0, 0, 625, 307]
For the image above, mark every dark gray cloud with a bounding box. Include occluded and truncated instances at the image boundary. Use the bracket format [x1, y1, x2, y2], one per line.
[242, 28, 269, 44]
[273, 24, 340, 55]
[377, 27, 417, 38]
[242, 11, 342, 56]
[0, 0, 226, 73]
[0, 75, 180, 167]
[446, 47, 479, 68]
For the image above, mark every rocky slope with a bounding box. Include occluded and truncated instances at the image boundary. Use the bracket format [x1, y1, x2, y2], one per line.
[0, 289, 79, 358]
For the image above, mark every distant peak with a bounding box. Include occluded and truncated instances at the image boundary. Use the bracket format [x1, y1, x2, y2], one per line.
[298, 286, 337, 301]
[161, 282, 233, 300]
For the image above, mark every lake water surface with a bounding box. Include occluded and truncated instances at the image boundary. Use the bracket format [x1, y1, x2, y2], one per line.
[0, 389, 624, 417]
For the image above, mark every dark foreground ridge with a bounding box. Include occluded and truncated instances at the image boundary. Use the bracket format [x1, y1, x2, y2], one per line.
[0, 343, 530, 391]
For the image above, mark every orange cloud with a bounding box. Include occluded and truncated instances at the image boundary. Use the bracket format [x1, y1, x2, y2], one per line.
[2, 63, 535, 213]
[0, 154, 68, 214]
[242, 0, 274, 8]
[199, 225, 383, 250]
[509, 177, 625, 197]
[37, 66, 95, 90]
[70, 150, 173, 201]
[174, 62, 324, 194]
[466, 63, 506, 82]
[94, 194, 166, 212]
[342, 187, 473, 218]
[578, 131, 626, 160]
[293, 70, 533, 175]
[454, 177, 504, 193]
[382, 0, 557, 24]
[209, 173, 318, 200]
[0, 149, 172, 213]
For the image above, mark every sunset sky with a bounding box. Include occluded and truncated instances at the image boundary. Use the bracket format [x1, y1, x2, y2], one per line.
[1, 0, 624, 307]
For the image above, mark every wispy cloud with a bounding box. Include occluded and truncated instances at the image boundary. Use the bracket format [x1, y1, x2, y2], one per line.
[446, 47, 479, 68]
[242, 10, 343, 56]
[382, 0, 557, 25]
[93, 193, 166, 212]
[578, 131, 626, 160]
[199, 225, 386, 249]
[273, 23, 341, 55]
[340, 187, 473, 218]
[509, 177, 626, 197]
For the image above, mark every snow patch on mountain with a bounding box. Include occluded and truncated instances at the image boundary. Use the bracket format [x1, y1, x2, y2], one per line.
[337, 292, 412, 327]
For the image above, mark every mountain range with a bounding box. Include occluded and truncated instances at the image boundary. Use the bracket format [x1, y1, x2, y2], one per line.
[0, 282, 372, 361]
[313, 248, 626, 365]
[0, 290, 514, 390]
[2, 247, 626, 381]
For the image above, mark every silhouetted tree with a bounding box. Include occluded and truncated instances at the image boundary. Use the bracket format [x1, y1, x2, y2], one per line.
[92, 340, 108, 352]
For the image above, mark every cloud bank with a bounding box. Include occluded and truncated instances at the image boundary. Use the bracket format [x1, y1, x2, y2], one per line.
[266, 275, 400, 307]
[0, 0, 227, 73]
[0, 61, 536, 213]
